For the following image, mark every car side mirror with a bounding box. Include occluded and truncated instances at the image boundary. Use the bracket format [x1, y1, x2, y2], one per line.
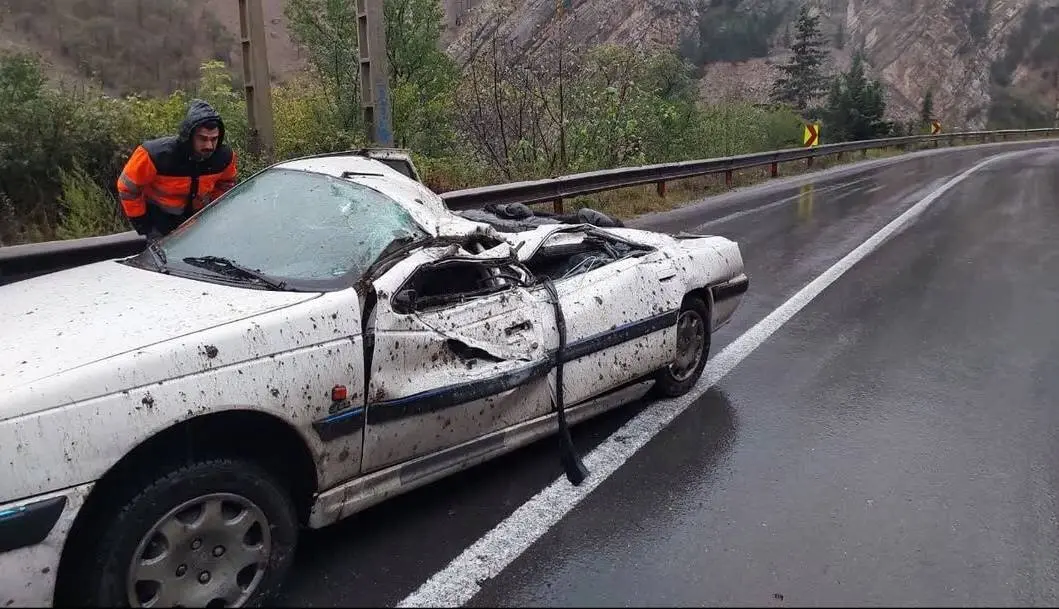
[393, 288, 417, 312]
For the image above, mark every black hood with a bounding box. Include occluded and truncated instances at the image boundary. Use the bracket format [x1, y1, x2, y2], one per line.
[177, 98, 226, 152]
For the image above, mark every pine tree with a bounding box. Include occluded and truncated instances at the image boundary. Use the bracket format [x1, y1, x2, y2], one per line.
[920, 90, 934, 130]
[823, 51, 893, 142]
[770, 3, 830, 115]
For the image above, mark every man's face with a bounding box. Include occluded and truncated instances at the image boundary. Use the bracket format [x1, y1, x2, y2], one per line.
[192, 126, 220, 159]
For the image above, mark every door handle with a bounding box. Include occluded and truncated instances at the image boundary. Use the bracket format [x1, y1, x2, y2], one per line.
[505, 321, 533, 336]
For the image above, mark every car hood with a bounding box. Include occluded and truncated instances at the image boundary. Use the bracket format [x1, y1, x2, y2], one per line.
[0, 259, 318, 402]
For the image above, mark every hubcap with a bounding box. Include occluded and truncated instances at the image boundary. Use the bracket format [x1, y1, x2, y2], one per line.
[669, 309, 706, 382]
[126, 493, 272, 608]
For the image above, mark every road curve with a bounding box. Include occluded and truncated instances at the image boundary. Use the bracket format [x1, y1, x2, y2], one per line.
[277, 140, 1059, 607]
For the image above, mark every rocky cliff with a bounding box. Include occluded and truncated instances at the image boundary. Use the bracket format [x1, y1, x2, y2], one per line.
[442, 0, 1059, 129]
[845, 0, 1059, 128]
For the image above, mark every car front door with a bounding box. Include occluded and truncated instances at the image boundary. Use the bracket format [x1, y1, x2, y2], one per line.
[362, 249, 555, 473]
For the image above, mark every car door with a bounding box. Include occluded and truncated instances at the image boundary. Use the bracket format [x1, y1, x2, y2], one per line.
[526, 230, 686, 407]
[362, 249, 555, 473]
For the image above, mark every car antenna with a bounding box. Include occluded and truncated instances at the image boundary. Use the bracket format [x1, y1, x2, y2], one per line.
[541, 278, 590, 485]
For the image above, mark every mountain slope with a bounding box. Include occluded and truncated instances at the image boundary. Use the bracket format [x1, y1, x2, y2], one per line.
[3, 0, 1056, 130]
[0, 0, 237, 95]
[201, 0, 304, 79]
[442, 0, 1059, 129]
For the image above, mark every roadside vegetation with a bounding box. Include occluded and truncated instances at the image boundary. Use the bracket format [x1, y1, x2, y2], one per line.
[0, 0, 998, 245]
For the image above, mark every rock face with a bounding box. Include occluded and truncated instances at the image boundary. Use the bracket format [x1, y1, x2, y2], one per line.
[844, 0, 1039, 127]
[443, 0, 699, 65]
[441, 0, 1059, 129]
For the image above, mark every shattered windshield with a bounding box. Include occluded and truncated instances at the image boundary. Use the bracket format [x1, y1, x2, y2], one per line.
[154, 168, 429, 287]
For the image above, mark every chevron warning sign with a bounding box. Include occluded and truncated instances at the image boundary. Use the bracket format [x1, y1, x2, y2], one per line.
[930, 120, 942, 135]
[803, 122, 820, 148]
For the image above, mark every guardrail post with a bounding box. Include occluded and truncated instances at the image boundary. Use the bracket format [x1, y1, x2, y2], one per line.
[862, 148, 868, 158]
[725, 170, 733, 189]
[836, 151, 844, 162]
[807, 156, 814, 168]
[553, 198, 565, 214]
[656, 181, 667, 198]
[770, 162, 778, 178]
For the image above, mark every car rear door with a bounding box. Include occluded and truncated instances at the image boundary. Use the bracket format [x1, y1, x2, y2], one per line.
[362, 250, 555, 473]
[524, 230, 686, 407]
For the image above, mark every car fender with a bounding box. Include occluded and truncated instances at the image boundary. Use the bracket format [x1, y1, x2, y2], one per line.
[0, 290, 366, 503]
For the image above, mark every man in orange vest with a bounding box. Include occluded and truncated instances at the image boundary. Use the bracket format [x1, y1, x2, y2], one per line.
[117, 99, 238, 240]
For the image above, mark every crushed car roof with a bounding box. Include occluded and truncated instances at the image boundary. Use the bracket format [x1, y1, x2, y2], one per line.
[271, 154, 653, 264]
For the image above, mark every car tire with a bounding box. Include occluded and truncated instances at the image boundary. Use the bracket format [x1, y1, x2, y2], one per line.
[70, 458, 298, 608]
[652, 295, 711, 398]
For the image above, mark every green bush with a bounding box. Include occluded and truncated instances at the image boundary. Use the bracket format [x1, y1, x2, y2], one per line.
[0, 40, 823, 245]
[56, 164, 129, 240]
[0, 52, 134, 244]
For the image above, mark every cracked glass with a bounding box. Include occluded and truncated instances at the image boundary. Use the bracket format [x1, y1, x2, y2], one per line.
[157, 168, 429, 285]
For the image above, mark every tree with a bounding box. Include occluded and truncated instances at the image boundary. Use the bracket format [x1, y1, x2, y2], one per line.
[823, 51, 893, 141]
[284, 0, 361, 131]
[770, 3, 830, 115]
[920, 89, 934, 130]
[384, 0, 459, 155]
[285, 0, 459, 152]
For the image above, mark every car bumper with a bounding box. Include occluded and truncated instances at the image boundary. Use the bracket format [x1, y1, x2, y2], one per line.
[0, 483, 93, 607]
[710, 273, 749, 332]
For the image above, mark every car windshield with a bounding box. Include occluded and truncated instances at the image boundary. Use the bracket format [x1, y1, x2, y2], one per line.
[152, 168, 430, 288]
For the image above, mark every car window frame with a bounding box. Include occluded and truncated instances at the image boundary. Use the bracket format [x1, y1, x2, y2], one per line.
[386, 255, 534, 315]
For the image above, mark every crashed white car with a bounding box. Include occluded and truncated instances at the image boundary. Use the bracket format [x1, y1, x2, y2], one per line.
[0, 151, 748, 607]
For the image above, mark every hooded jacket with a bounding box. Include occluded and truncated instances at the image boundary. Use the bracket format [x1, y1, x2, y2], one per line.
[117, 99, 238, 236]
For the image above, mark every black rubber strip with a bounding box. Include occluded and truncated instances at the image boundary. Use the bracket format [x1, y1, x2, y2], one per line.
[314, 310, 680, 435]
[0, 495, 67, 553]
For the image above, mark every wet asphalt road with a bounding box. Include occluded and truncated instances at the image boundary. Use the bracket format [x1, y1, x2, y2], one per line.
[277, 140, 1059, 607]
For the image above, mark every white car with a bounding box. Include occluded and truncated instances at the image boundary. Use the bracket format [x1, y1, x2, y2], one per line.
[0, 151, 748, 607]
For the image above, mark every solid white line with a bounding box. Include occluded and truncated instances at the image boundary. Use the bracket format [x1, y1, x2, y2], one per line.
[395, 149, 1035, 608]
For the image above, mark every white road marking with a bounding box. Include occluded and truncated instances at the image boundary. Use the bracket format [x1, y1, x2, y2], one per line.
[395, 149, 1036, 608]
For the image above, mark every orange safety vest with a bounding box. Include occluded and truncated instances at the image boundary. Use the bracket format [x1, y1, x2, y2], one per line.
[117, 100, 237, 229]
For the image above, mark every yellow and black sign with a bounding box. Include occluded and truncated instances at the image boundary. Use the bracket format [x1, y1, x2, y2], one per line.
[803, 122, 821, 148]
[930, 120, 942, 135]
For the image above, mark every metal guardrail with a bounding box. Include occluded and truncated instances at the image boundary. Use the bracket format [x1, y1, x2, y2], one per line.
[2, 127, 1058, 286]
[440, 128, 1059, 209]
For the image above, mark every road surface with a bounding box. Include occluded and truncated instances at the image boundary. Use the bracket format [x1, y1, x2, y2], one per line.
[276, 140, 1059, 607]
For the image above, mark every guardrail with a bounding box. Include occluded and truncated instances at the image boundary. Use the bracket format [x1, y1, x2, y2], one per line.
[2, 127, 1058, 286]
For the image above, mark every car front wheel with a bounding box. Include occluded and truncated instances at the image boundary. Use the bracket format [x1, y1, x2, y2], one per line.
[72, 458, 298, 608]
[653, 295, 711, 397]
